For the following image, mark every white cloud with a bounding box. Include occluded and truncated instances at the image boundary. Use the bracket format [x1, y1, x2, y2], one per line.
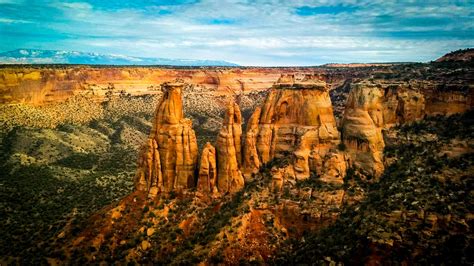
[1, 0, 473, 65]
[0, 18, 32, 23]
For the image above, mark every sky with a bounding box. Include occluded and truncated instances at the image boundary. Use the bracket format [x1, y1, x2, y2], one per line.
[0, 0, 473, 66]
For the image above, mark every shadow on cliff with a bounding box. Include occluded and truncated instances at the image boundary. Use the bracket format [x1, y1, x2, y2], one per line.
[272, 111, 474, 265]
[0, 126, 136, 263]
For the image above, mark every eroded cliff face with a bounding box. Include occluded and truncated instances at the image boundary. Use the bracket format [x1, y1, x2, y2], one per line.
[243, 74, 341, 180]
[135, 81, 198, 195]
[135, 138, 162, 195]
[379, 81, 472, 126]
[197, 142, 217, 194]
[341, 83, 385, 177]
[240, 74, 349, 190]
[216, 102, 245, 193]
[0, 67, 310, 105]
[341, 79, 473, 177]
[122, 72, 474, 194]
[137, 85, 247, 196]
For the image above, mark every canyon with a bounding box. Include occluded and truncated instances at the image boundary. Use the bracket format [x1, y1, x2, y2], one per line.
[0, 53, 473, 264]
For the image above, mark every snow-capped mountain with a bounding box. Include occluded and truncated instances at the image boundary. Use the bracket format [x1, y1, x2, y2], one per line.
[0, 49, 239, 66]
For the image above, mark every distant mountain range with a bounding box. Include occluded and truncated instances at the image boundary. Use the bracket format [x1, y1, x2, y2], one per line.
[0, 49, 239, 66]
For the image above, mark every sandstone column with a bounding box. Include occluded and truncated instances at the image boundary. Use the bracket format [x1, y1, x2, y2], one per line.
[197, 142, 218, 193]
[341, 83, 385, 177]
[216, 102, 245, 193]
[135, 81, 198, 195]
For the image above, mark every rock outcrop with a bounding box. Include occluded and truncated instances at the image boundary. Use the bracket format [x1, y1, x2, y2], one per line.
[216, 102, 245, 193]
[135, 138, 162, 196]
[319, 151, 348, 184]
[340, 79, 473, 177]
[243, 74, 341, 180]
[135, 81, 198, 195]
[197, 142, 218, 194]
[341, 83, 385, 177]
[0, 67, 308, 105]
[243, 107, 262, 177]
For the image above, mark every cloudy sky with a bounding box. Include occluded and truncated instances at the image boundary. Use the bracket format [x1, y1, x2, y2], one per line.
[0, 0, 473, 65]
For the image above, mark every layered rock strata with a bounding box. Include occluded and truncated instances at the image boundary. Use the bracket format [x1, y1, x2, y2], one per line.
[197, 142, 218, 194]
[341, 83, 385, 177]
[0, 67, 314, 105]
[135, 81, 198, 195]
[243, 74, 341, 180]
[216, 102, 245, 193]
[341, 80, 472, 177]
[135, 138, 162, 196]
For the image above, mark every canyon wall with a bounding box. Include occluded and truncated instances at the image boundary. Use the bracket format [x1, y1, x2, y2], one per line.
[341, 80, 473, 177]
[242, 74, 349, 189]
[0, 67, 321, 105]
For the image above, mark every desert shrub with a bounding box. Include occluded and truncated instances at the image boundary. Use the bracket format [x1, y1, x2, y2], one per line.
[337, 142, 346, 151]
[56, 152, 99, 169]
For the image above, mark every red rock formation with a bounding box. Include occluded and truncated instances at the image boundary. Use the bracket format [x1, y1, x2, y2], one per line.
[197, 142, 218, 194]
[341, 83, 385, 177]
[135, 81, 198, 194]
[135, 138, 162, 196]
[341, 80, 473, 177]
[0, 67, 314, 105]
[242, 107, 262, 177]
[243, 74, 341, 179]
[216, 102, 245, 193]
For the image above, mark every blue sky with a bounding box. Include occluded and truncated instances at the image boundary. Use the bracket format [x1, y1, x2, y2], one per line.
[0, 0, 473, 66]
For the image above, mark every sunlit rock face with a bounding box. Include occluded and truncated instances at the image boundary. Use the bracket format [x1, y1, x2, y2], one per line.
[416, 82, 472, 116]
[197, 142, 218, 194]
[243, 74, 343, 181]
[340, 80, 473, 178]
[216, 102, 245, 193]
[242, 106, 262, 177]
[341, 83, 386, 178]
[135, 81, 198, 195]
[135, 138, 162, 196]
[0, 67, 307, 105]
[354, 80, 472, 128]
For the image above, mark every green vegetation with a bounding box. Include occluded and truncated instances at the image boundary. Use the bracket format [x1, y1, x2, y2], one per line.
[0, 94, 158, 262]
[273, 112, 474, 265]
[0, 163, 133, 263]
[56, 152, 100, 169]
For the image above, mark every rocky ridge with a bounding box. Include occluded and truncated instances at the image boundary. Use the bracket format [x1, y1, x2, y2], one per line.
[341, 79, 473, 177]
[136, 72, 473, 195]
